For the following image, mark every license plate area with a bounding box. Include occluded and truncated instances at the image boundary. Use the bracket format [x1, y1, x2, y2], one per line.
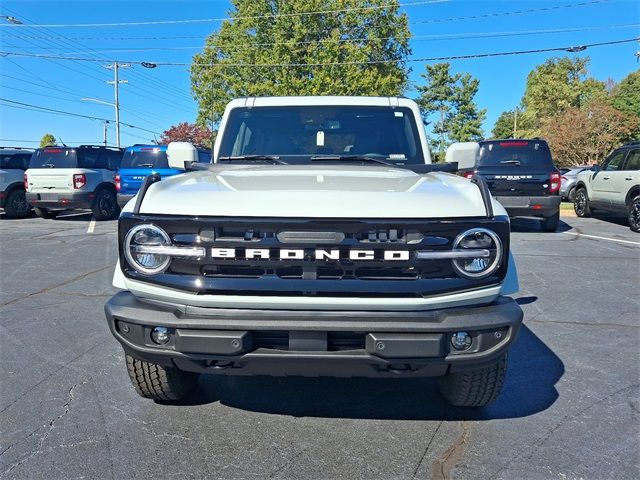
[39, 193, 59, 201]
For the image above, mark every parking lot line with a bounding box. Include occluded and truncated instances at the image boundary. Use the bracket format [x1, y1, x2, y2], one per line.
[562, 231, 640, 246]
[87, 218, 96, 234]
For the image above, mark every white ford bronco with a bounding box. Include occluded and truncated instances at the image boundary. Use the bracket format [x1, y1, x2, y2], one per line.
[105, 96, 523, 407]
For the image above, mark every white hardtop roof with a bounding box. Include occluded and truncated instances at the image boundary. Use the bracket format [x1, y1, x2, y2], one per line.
[226, 96, 418, 108]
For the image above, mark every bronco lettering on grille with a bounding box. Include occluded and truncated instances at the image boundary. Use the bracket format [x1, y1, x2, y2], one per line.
[210, 248, 410, 261]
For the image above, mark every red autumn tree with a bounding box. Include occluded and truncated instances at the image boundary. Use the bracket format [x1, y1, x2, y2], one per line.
[159, 122, 214, 147]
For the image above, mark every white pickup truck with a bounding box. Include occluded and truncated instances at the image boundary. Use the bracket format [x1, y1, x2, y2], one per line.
[105, 96, 523, 407]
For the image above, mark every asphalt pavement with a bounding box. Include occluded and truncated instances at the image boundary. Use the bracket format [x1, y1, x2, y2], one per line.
[0, 211, 638, 480]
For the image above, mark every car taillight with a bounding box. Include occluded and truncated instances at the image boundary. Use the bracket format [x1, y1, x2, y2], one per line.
[24, 173, 28, 190]
[114, 173, 121, 192]
[73, 173, 86, 189]
[549, 172, 561, 193]
[463, 171, 474, 179]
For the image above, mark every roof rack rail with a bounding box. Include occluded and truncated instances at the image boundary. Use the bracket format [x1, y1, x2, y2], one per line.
[623, 140, 640, 146]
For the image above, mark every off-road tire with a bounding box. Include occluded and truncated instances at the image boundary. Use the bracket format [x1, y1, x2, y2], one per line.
[567, 186, 576, 203]
[628, 195, 640, 233]
[574, 188, 591, 217]
[541, 210, 560, 232]
[4, 189, 31, 218]
[125, 354, 198, 401]
[34, 207, 58, 219]
[92, 188, 119, 220]
[438, 353, 508, 407]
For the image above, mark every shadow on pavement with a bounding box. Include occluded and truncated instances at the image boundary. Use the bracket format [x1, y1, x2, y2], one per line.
[175, 325, 563, 421]
[510, 217, 572, 233]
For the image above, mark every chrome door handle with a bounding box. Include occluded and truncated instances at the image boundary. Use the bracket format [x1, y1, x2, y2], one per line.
[626, 177, 633, 181]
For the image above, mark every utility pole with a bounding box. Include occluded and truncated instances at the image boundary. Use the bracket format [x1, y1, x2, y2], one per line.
[104, 62, 130, 148]
[513, 107, 519, 139]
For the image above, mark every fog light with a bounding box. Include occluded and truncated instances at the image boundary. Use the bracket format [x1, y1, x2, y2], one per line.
[451, 332, 472, 351]
[151, 327, 170, 345]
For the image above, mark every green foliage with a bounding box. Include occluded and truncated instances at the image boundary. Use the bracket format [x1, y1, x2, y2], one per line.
[191, 0, 411, 125]
[39, 133, 56, 148]
[416, 63, 485, 156]
[491, 109, 537, 139]
[522, 56, 606, 119]
[611, 70, 640, 118]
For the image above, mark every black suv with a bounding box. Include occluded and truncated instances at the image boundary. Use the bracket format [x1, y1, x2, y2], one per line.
[464, 139, 562, 232]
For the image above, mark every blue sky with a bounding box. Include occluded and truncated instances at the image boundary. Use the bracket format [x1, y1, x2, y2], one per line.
[1, 0, 638, 148]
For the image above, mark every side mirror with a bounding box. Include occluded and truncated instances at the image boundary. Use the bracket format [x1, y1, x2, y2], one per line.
[167, 142, 198, 170]
[590, 164, 600, 172]
[445, 142, 479, 171]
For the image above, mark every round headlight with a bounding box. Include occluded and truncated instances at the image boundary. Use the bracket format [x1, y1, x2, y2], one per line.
[124, 224, 171, 275]
[452, 228, 502, 279]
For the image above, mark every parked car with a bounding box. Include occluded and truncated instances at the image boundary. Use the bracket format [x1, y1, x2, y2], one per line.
[574, 141, 640, 232]
[0, 147, 33, 218]
[115, 144, 211, 207]
[25, 145, 123, 220]
[560, 166, 590, 202]
[461, 139, 562, 232]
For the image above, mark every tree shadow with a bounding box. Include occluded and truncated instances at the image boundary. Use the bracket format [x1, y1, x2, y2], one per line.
[169, 325, 563, 421]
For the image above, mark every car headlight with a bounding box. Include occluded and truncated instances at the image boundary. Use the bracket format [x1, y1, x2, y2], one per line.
[124, 224, 171, 275]
[452, 228, 502, 279]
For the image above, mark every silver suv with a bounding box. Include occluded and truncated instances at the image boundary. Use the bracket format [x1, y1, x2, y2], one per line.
[574, 142, 640, 232]
[0, 147, 33, 218]
[25, 145, 123, 220]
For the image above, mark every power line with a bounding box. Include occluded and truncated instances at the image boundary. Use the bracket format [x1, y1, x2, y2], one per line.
[2, 37, 637, 67]
[8, 23, 638, 54]
[0, 0, 447, 28]
[0, 138, 120, 145]
[0, 99, 162, 135]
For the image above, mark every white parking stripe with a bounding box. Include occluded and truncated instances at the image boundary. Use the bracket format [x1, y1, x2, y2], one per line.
[562, 231, 640, 246]
[87, 218, 96, 234]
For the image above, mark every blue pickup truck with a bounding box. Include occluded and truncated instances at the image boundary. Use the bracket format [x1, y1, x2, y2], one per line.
[116, 144, 211, 207]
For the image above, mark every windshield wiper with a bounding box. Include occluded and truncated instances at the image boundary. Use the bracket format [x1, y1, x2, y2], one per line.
[310, 155, 394, 166]
[500, 160, 521, 165]
[137, 163, 155, 168]
[42, 163, 56, 168]
[218, 155, 288, 165]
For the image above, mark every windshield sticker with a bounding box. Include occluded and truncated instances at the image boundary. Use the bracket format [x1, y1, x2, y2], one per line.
[316, 131, 325, 147]
[389, 154, 406, 160]
[394, 112, 404, 117]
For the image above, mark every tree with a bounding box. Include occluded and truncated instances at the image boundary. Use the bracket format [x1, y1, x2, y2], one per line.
[191, 0, 411, 125]
[522, 56, 606, 119]
[491, 109, 537, 139]
[160, 123, 215, 147]
[39, 133, 56, 147]
[540, 99, 639, 167]
[611, 70, 640, 118]
[416, 63, 485, 157]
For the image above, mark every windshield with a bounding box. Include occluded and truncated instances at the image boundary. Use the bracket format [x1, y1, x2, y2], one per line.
[121, 148, 168, 169]
[218, 106, 425, 165]
[29, 148, 78, 168]
[478, 140, 553, 167]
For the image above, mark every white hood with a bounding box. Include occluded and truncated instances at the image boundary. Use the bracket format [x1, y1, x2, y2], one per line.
[125, 165, 503, 218]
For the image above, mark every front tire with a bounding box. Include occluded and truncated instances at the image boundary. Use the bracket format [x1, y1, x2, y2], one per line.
[628, 195, 640, 233]
[438, 354, 508, 407]
[541, 210, 560, 232]
[567, 186, 576, 203]
[3, 189, 31, 218]
[574, 188, 591, 217]
[92, 188, 119, 220]
[125, 354, 198, 401]
[34, 207, 58, 219]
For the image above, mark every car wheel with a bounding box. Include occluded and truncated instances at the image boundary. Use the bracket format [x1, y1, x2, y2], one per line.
[628, 195, 640, 233]
[34, 207, 58, 219]
[541, 210, 560, 232]
[567, 186, 576, 203]
[125, 354, 198, 401]
[438, 353, 508, 407]
[3, 189, 31, 218]
[92, 189, 120, 220]
[574, 188, 591, 217]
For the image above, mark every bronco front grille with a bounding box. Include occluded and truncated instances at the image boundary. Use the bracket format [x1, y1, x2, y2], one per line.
[119, 215, 510, 297]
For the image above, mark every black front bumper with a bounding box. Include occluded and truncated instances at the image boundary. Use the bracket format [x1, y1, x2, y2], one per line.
[26, 191, 95, 210]
[105, 292, 523, 378]
[495, 195, 561, 217]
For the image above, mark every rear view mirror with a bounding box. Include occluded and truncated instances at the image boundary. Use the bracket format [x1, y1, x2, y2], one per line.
[445, 142, 479, 171]
[167, 142, 198, 170]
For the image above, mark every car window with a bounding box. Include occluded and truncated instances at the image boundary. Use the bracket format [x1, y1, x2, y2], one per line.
[623, 149, 639, 171]
[105, 150, 123, 170]
[478, 140, 553, 167]
[198, 150, 212, 163]
[29, 148, 78, 168]
[0, 153, 30, 170]
[79, 150, 103, 169]
[603, 151, 626, 171]
[121, 148, 166, 169]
